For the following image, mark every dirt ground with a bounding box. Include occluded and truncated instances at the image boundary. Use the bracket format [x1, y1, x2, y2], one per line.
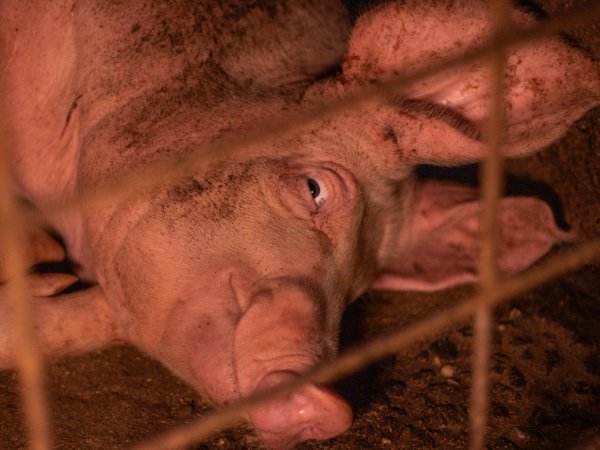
[1, 1, 599, 449]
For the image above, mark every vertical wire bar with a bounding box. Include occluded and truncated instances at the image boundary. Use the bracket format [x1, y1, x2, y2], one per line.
[0, 109, 52, 448]
[469, 1, 511, 449]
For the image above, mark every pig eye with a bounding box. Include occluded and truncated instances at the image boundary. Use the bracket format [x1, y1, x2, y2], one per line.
[306, 177, 328, 209]
[278, 167, 341, 216]
[307, 178, 320, 198]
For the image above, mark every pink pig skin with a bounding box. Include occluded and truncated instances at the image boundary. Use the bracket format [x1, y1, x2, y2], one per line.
[0, 1, 598, 448]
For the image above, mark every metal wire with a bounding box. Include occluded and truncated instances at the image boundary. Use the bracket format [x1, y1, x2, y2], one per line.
[469, 1, 510, 448]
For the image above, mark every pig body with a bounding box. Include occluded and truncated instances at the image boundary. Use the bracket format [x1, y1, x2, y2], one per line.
[0, 1, 598, 448]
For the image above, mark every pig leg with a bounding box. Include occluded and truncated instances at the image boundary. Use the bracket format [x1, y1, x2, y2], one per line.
[0, 228, 67, 282]
[0, 229, 117, 369]
[0, 283, 117, 369]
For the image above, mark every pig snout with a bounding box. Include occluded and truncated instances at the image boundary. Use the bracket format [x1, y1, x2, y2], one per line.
[250, 371, 352, 450]
[233, 280, 352, 447]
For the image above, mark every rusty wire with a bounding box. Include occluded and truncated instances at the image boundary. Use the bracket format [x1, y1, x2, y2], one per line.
[1, 2, 599, 450]
[469, 0, 511, 448]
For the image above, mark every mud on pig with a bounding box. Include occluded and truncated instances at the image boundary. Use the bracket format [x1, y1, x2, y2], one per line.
[0, 0, 598, 448]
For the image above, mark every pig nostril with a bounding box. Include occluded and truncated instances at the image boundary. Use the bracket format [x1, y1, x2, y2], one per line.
[299, 425, 333, 442]
[250, 371, 353, 449]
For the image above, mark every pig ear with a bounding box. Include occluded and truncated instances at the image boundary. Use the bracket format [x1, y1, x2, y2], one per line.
[344, 1, 600, 164]
[371, 180, 572, 292]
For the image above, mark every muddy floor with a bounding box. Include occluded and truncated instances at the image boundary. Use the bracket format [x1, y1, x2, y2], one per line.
[1, 1, 599, 449]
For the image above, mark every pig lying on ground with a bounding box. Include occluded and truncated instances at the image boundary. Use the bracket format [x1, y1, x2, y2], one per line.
[0, 0, 598, 448]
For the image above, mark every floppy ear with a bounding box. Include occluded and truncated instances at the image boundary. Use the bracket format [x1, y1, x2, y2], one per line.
[372, 180, 572, 292]
[343, 0, 600, 164]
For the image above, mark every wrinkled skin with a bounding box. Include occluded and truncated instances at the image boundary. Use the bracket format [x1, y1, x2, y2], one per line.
[0, 0, 598, 448]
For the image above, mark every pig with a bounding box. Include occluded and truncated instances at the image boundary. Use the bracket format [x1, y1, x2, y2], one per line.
[0, 0, 598, 448]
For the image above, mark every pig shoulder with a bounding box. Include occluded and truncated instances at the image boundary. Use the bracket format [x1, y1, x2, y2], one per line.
[1, 1, 80, 201]
[215, 0, 351, 88]
[76, 0, 351, 186]
[75, 0, 350, 131]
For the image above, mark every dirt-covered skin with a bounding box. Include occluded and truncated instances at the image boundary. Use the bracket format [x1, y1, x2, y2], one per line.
[1, 1, 599, 449]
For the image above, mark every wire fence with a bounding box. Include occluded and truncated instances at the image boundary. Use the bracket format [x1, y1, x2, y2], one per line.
[1, 1, 599, 450]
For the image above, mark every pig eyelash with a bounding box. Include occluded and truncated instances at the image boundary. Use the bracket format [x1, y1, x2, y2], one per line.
[393, 98, 482, 141]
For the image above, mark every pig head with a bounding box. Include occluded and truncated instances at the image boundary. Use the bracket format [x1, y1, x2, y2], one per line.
[1, 1, 599, 449]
